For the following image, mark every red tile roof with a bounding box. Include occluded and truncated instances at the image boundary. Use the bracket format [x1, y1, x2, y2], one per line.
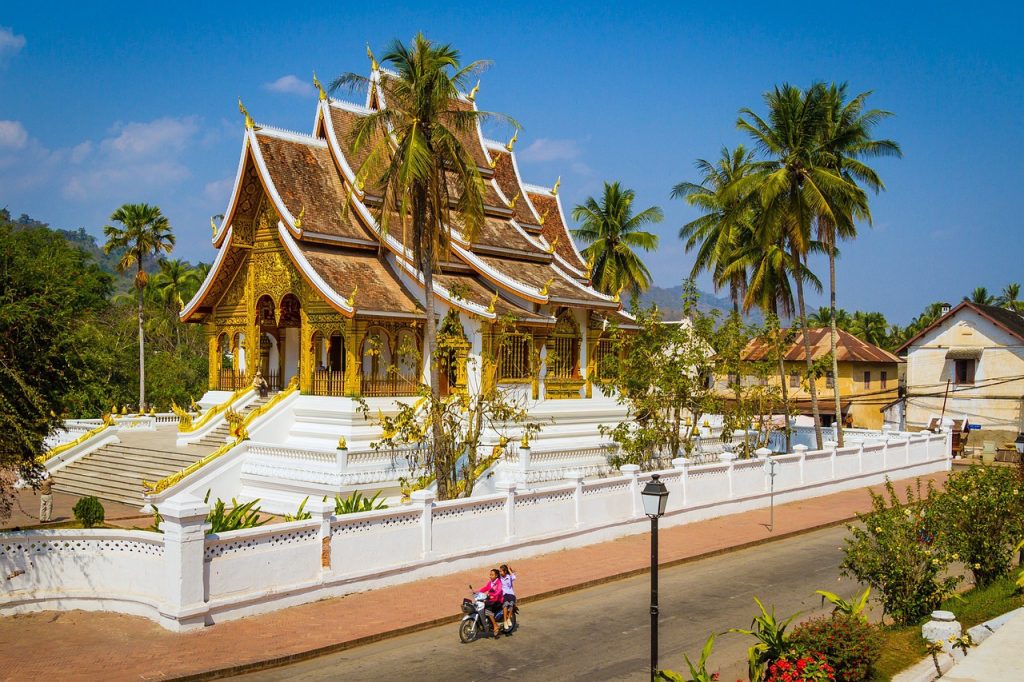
[742, 328, 900, 364]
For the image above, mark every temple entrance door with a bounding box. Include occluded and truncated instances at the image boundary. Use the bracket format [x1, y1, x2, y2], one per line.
[278, 294, 301, 388]
[260, 332, 281, 390]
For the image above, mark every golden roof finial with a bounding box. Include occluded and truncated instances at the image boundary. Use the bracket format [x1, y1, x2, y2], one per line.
[487, 290, 499, 314]
[347, 285, 358, 308]
[505, 130, 518, 152]
[468, 80, 480, 102]
[509, 192, 520, 209]
[238, 97, 254, 129]
[294, 205, 305, 229]
[546, 235, 559, 254]
[313, 71, 327, 101]
[613, 286, 624, 303]
[337, 435, 347, 450]
[538, 208, 549, 226]
[366, 44, 379, 71]
[552, 176, 561, 196]
[210, 215, 218, 236]
[540, 277, 553, 297]
[488, 156, 498, 169]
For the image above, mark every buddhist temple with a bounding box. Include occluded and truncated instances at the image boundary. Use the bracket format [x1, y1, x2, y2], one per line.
[182, 61, 634, 410]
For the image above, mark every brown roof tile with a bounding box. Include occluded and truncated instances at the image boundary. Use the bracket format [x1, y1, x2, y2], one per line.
[528, 192, 589, 272]
[476, 255, 611, 305]
[435, 272, 552, 324]
[491, 151, 542, 226]
[296, 243, 422, 317]
[742, 328, 900, 364]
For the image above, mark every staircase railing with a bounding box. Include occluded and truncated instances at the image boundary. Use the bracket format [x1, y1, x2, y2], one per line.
[37, 418, 115, 465]
[175, 385, 254, 434]
[144, 379, 300, 496]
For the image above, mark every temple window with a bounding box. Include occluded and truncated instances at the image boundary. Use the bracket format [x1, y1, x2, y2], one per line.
[548, 309, 581, 380]
[593, 337, 615, 380]
[497, 331, 533, 382]
[310, 331, 346, 396]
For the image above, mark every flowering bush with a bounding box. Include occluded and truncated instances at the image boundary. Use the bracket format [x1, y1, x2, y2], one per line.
[932, 465, 1024, 586]
[840, 480, 961, 625]
[789, 614, 882, 682]
[764, 653, 834, 682]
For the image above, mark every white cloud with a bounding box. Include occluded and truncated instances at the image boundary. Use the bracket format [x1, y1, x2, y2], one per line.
[518, 138, 581, 163]
[264, 74, 314, 98]
[204, 176, 235, 202]
[0, 26, 25, 66]
[103, 117, 198, 156]
[0, 120, 28, 148]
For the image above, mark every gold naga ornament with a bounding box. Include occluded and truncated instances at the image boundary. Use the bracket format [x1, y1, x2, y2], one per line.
[487, 290, 500, 314]
[505, 130, 518, 152]
[509, 192, 520, 209]
[366, 44, 379, 71]
[546, 235, 559, 254]
[293, 205, 305, 229]
[539, 277, 553, 297]
[551, 176, 561, 196]
[538, 208, 549, 226]
[313, 71, 327, 101]
[347, 285, 358, 308]
[468, 80, 480, 102]
[238, 98, 254, 129]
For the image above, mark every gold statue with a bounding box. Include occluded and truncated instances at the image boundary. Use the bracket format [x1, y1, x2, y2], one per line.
[366, 44, 379, 71]
[347, 285, 358, 308]
[505, 130, 518, 152]
[552, 176, 561, 195]
[539, 277, 553, 297]
[337, 436, 348, 450]
[468, 80, 480, 101]
[520, 432, 530, 448]
[238, 98, 254, 129]
[313, 71, 327, 101]
[487, 290, 499, 314]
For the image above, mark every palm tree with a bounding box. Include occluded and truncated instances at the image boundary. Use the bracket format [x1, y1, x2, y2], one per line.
[999, 283, 1022, 311]
[672, 146, 756, 312]
[816, 83, 901, 446]
[969, 287, 995, 305]
[571, 181, 661, 298]
[332, 34, 508, 499]
[848, 311, 889, 348]
[736, 83, 866, 450]
[152, 258, 201, 345]
[103, 203, 175, 411]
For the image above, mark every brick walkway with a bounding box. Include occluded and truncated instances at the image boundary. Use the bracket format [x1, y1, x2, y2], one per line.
[0, 472, 947, 681]
[2, 488, 148, 531]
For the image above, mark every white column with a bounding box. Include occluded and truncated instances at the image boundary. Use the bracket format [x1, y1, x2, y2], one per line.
[755, 448, 773, 492]
[719, 451, 738, 498]
[307, 497, 334, 572]
[672, 456, 689, 506]
[158, 493, 210, 631]
[621, 464, 641, 517]
[824, 440, 837, 480]
[336, 442, 349, 475]
[858, 442, 865, 474]
[496, 480, 516, 541]
[564, 470, 585, 529]
[412, 489, 435, 559]
[517, 443, 531, 488]
[793, 444, 807, 485]
[881, 439, 889, 470]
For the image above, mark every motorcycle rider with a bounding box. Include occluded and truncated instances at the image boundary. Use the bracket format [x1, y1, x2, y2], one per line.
[499, 564, 517, 630]
[474, 568, 504, 636]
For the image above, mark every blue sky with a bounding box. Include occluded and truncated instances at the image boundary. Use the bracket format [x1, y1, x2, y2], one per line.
[1, 2, 1021, 322]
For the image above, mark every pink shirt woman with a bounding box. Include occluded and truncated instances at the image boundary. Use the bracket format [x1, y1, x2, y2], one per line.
[477, 569, 504, 605]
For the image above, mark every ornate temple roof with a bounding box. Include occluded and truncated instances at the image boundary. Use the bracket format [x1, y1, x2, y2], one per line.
[184, 61, 620, 326]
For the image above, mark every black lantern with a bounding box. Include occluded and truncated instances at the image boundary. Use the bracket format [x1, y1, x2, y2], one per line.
[641, 474, 669, 518]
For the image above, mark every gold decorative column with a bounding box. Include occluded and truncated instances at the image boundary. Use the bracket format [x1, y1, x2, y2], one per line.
[206, 326, 219, 390]
[531, 332, 548, 401]
[585, 335, 600, 399]
[344, 318, 366, 396]
[299, 309, 313, 393]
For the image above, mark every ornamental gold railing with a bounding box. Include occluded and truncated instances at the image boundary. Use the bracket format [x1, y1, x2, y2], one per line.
[176, 384, 255, 434]
[143, 378, 300, 495]
[36, 418, 115, 465]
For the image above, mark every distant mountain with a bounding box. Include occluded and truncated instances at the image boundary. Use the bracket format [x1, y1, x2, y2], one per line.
[635, 284, 763, 323]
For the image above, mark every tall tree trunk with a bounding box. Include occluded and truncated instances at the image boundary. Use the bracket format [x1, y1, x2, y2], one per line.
[792, 246, 822, 450]
[137, 274, 146, 412]
[418, 191, 447, 500]
[829, 248, 844, 446]
[773, 302, 792, 453]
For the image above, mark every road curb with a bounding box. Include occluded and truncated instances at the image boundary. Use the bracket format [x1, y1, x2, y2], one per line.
[174, 515, 856, 680]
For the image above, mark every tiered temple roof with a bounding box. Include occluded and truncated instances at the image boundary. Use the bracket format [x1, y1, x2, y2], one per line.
[182, 62, 632, 328]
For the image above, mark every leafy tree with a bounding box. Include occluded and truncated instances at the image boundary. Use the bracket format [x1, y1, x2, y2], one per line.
[998, 282, 1022, 311]
[968, 286, 994, 305]
[848, 311, 889, 348]
[103, 203, 175, 411]
[673, 145, 756, 313]
[572, 181, 662, 297]
[332, 34, 510, 500]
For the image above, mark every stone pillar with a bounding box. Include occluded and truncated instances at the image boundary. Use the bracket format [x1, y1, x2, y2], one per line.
[411, 489, 435, 559]
[719, 451, 738, 498]
[336, 441, 349, 476]
[857, 442, 865, 474]
[307, 498, 335, 571]
[793, 444, 807, 485]
[496, 480, 517, 541]
[755, 448, 773, 492]
[621, 463, 641, 517]
[881, 439, 889, 470]
[565, 470, 585, 529]
[158, 493, 210, 631]
[672, 457, 689, 506]
[517, 442, 531, 488]
[922, 610, 962, 657]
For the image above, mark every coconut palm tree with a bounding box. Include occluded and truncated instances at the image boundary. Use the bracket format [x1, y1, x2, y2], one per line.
[815, 83, 901, 445]
[848, 311, 889, 348]
[969, 287, 995, 305]
[151, 258, 201, 345]
[571, 181, 662, 298]
[999, 283, 1022, 311]
[331, 34, 510, 499]
[672, 146, 756, 312]
[735, 83, 866, 450]
[103, 203, 175, 411]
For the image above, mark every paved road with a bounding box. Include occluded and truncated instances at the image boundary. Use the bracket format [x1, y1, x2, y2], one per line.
[241, 525, 854, 681]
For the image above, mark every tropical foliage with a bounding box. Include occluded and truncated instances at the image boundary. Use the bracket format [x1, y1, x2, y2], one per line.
[72, 496, 106, 528]
[572, 180, 662, 297]
[333, 490, 388, 514]
[204, 491, 267, 534]
[730, 597, 800, 682]
[789, 613, 882, 682]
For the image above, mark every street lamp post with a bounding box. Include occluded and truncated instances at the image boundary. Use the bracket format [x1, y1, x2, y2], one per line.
[642, 474, 670, 680]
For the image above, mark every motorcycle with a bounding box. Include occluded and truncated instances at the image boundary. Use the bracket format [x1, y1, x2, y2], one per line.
[458, 589, 518, 643]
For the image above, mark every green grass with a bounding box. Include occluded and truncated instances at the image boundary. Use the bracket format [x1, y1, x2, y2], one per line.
[872, 574, 1022, 680]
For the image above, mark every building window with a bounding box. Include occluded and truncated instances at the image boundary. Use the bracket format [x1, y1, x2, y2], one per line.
[826, 371, 834, 389]
[881, 371, 888, 389]
[789, 373, 800, 389]
[498, 333, 532, 381]
[728, 373, 739, 387]
[863, 371, 871, 389]
[955, 359, 975, 385]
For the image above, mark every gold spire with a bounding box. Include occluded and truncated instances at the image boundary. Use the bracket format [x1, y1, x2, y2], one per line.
[366, 44, 379, 71]
[487, 290, 499, 314]
[505, 130, 518, 152]
[313, 71, 326, 101]
[509, 192, 520, 209]
[468, 80, 480, 102]
[347, 285, 358, 307]
[294, 205, 305, 229]
[210, 215, 218, 236]
[546, 235, 558, 254]
[538, 208, 549, 226]
[552, 176, 561, 196]
[238, 98, 254, 129]
[539, 277, 553, 297]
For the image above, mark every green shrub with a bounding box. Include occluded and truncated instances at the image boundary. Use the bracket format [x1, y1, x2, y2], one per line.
[790, 613, 883, 682]
[730, 597, 798, 682]
[933, 465, 1024, 586]
[204, 490, 266, 534]
[840, 480, 960, 625]
[657, 634, 717, 682]
[284, 496, 312, 522]
[72, 496, 105, 528]
[333, 490, 388, 515]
